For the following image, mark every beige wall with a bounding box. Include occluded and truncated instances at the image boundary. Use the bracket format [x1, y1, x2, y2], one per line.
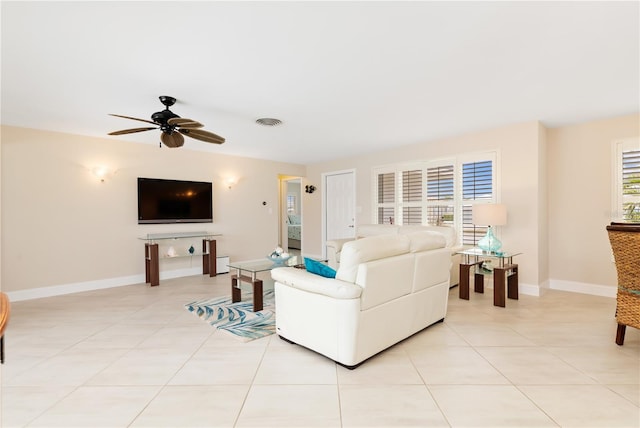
[304, 115, 639, 294]
[547, 114, 639, 292]
[1, 126, 305, 297]
[3, 113, 638, 299]
[305, 121, 547, 292]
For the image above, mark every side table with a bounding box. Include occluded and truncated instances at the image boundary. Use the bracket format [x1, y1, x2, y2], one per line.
[457, 248, 521, 307]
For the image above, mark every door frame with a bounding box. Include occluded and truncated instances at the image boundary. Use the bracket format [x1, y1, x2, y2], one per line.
[279, 176, 303, 251]
[321, 169, 356, 258]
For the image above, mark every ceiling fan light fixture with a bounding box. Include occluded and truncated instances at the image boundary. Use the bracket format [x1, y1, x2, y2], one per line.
[256, 118, 282, 126]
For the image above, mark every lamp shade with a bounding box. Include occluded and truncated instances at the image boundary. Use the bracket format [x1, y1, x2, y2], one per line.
[472, 204, 507, 226]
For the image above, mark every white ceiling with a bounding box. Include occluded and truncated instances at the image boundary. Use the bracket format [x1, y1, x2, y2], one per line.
[2, 1, 638, 164]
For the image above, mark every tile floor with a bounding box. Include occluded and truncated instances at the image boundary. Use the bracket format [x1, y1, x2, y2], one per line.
[1, 274, 639, 427]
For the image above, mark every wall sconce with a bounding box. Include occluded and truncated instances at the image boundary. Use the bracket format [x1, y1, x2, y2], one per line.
[91, 166, 112, 183]
[224, 177, 237, 189]
[305, 185, 316, 194]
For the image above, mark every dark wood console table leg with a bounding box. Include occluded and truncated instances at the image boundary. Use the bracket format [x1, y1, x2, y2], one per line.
[474, 272, 485, 293]
[145, 243, 159, 286]
[459, 263, 471, 300]
[202, 239, 217, 277]
[252, 279, 264, 312]
[231, 275, 242, 303]
[493, 264, 518, 307]
[231, 274, 264, 312]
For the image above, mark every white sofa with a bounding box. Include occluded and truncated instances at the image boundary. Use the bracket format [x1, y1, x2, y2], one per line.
[271, 232, 451, 368]
[326, 224, 463, 286]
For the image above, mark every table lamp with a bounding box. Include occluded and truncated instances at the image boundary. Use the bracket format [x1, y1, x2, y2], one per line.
[472, 203, 507, 253]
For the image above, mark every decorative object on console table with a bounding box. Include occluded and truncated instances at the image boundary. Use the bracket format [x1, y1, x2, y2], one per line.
[473, 203, 507, 253]
[267, 246, 291, 265]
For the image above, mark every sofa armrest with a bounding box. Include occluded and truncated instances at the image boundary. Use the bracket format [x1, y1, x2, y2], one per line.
[271, 267, 362, 299]
[326, 238, 354, 269]
[326, 238, 353, 253]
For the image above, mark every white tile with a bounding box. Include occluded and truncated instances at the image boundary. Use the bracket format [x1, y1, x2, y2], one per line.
[28, 385, 160, 427]
[429, 385, 557, 427]
[410, 346, 510, 385]
[130, 385, 249, 427]
[476, 346, 597, 385]
[520, 385, 640, 427]
[235, 385, 340, 427]
[340, 384, 449, 427]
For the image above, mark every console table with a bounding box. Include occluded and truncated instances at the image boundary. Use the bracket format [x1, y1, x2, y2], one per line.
[457, 248, 521, 307]
[139, 231, 222, 286]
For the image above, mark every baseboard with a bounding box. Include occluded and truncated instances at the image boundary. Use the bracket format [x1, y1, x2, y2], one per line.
[548, 279, 616, 298]
[6, 267, 206, 302]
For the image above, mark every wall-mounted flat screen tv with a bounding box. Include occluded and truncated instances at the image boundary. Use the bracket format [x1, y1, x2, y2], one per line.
[137, 177, 213, 224]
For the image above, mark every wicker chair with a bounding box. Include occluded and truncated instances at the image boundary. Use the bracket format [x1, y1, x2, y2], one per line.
[606, 222, 640, 345]
[0, 292, 10, 363]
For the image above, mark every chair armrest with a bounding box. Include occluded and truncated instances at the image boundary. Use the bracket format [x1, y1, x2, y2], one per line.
[271, 267, 362, 299]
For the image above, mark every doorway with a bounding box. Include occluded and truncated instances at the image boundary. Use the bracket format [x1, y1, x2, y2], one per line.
[280, 177, 302, 252]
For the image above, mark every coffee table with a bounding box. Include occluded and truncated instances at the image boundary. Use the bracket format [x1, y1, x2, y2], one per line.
[228, 256, 302, 311]
[457, 248, 521, 307]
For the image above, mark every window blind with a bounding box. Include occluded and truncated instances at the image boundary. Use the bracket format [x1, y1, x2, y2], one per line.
[623, 149, 640, 221]
[426, 165, 454, 225]
[461, 160, 493, 245]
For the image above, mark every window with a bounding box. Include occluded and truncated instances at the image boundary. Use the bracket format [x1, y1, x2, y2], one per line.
[373, 152, 498, 244]
[460, 160, 494, 245]
[287, 194, 297, 214]
[376, 171, 395, 224]
[402, 169, 423, 225]
[426, 163, 455, 226]
[614, 139, 640, 221]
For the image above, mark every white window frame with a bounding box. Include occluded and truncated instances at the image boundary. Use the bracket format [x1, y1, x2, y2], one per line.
[612, 138, 640, 221]
[372, 151, 499, 244]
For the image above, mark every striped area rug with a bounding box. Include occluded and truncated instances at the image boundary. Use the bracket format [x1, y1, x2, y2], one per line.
[184, 290, 275, 342]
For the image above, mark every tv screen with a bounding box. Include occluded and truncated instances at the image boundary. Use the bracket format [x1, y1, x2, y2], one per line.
[137, 177, 213, 224]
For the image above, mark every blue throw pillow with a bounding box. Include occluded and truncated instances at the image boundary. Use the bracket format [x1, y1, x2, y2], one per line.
[304, 257, 336, 278]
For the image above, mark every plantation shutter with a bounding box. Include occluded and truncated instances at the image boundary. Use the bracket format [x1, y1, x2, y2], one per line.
[426, 164, 454, 226]
[622, 149, 640, 221]
[461, 160, 493, 245]
[402, 169, 422, 224]
[377, 172, 395, 224]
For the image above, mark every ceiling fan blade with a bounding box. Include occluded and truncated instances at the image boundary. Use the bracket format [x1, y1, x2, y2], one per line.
[160, 131, 185, 148]
[167, 117, 203, 128]
[108, 127, 157, 135]
[109, 114, 158, 125]
[180, 128, 225, 144]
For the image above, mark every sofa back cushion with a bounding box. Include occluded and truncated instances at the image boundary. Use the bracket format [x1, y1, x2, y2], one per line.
[356, 224, 399, 238]
[406, 231, 447, 252]
[336, 234, 410, 283]
[412, 247, 452, 292]
[356, 253, 414, 310]
[398, 225, 457, 247]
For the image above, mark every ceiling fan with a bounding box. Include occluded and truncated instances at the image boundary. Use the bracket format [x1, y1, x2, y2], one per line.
[108, 96, 225, 148]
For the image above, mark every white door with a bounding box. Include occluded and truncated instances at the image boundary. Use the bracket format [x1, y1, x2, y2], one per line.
[323, 170, 356, 249]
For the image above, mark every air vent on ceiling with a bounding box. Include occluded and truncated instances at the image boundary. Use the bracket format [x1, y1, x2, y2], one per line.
[256, 118, 282, 126]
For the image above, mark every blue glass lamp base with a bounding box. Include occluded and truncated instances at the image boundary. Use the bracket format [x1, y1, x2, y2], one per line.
[477, 226, 502, 253]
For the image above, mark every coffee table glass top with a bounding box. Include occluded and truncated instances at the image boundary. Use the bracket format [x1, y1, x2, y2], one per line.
[457, 248, 522, 259]
[227, 256, 303, 274]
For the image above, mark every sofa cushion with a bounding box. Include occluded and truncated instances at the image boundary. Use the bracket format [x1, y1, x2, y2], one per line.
[304, 257, 337, 278]
[336, 234, 410, 283]
[357, 224, 399, 237]
[398, 225, 457, 247]
[406, 231, 447, 252]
